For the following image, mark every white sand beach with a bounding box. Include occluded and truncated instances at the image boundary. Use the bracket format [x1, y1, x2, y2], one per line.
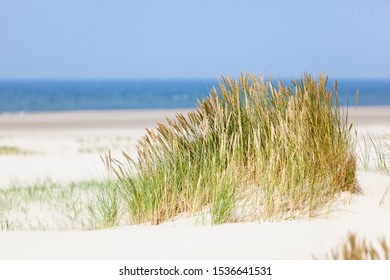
[0, 107, 389, 259]
[0, 109, 189, 188]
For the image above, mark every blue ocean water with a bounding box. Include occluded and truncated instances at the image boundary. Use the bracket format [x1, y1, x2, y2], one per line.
[0, 79, 389, 113]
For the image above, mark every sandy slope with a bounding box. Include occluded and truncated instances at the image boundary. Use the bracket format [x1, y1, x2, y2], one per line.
[0, 107, 389, 259]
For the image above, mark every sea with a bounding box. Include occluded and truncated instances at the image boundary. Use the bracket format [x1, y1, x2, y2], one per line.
[0, 79, 389, 113]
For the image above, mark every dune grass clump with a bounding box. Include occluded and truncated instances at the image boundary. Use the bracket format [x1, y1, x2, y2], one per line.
[112, 73, 357, 224]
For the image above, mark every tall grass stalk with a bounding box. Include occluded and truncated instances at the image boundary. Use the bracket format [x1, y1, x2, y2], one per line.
[379, 185, 390, 207]
[112, 73, 357, 224]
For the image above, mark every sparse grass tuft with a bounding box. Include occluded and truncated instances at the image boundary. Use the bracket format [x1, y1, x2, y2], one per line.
[111, 73, 357, 225]
[326, 233, 390, 260]
[357, 133, 372, 171]
[357, 133, 389, 174]
[0, 145, 29, 155]
[0, 180, 123, 231]
[371, 135, 389, 175]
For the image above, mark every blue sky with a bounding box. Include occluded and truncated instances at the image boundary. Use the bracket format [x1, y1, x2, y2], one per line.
[0, 0, 389, 79]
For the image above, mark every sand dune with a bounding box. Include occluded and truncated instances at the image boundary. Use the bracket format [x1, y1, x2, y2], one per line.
[0, 107, 389, 259]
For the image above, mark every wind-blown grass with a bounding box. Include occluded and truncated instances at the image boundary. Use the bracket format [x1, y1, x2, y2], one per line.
[112, 73, 357, 225]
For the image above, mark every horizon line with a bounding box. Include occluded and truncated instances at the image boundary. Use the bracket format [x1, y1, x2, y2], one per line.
[1, 76, 390, 81]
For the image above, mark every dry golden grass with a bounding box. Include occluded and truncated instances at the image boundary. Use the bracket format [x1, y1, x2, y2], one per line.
[327, 233, 390, 260]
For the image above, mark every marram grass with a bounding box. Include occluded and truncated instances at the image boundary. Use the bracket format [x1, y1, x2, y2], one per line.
[111, 73, 357, 225]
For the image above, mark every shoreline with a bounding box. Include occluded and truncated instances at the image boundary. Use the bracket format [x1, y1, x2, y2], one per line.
[0, 106, 389, 132]
[0, 108, 192, 133]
